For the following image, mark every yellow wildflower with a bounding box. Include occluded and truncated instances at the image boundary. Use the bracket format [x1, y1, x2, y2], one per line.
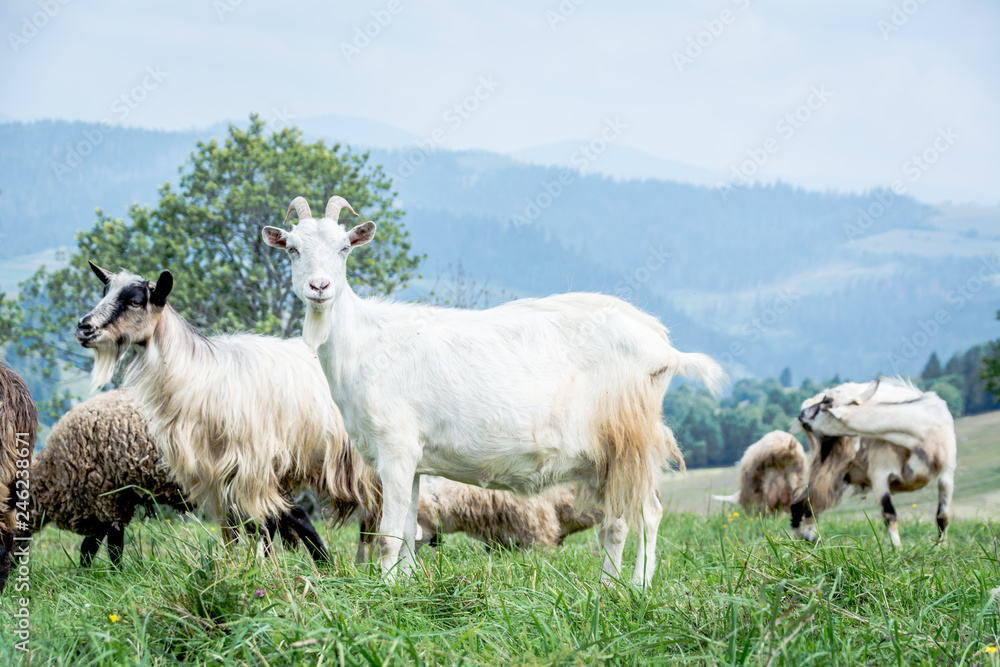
[109, 614, 119, 623]
[911, 504, 917, 508]
[984, 646, 997, 654]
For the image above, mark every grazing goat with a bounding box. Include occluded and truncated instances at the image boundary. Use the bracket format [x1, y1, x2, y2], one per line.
[74, 264, 380, 551]
[0, 360, 36, 593]
[23, 389, 332, 566]
[713, 430, 807, 515]
[263, 195, 725, 586]
[793, 377, 957, 548]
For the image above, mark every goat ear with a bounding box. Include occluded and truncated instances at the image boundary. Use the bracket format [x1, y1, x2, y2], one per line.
[261, 226, 288, 249]
[857, 379, 879, 404]
[150, 270, 173, 307]
[89, 260, 112, 285]
[349, 221, 376, 248]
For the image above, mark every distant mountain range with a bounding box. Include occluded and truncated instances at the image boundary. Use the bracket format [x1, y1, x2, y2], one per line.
[1, 118, 998, 385]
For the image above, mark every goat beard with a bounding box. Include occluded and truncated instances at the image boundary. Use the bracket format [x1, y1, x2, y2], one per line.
[89, 337, 128, 393]
[302, 305, 332, 351]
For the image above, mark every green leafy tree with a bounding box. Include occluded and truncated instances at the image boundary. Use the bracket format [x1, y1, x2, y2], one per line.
[779, 366, 793, 388]
[720, 406, 765, 464]
[929, 379, 964, 418]
[921, 351, 943, 380]
[985, 337, 1000, 396]
[0, 116, 421, 422]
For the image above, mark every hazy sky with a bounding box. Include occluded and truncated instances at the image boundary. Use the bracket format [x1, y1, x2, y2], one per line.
[2, 0, 997, 205]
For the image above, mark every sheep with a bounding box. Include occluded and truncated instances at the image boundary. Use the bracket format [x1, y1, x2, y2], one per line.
[712, 430, 808, 515]
[73, 263, 380, 553]
[415, 478, 605, 550]
[22, 389, 335, 566]
[0, 359, 36, 593]
[354, 477, 605, 561]
[262, 195, 725, 586]
[793, 377, 957, 548]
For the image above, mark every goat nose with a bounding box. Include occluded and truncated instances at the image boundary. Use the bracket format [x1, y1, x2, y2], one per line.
[77, 316, 93, 332]
[309, 279, 330, 293]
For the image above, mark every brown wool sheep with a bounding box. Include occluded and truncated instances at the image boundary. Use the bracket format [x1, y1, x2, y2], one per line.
[415, 477, 605, 550]
[353, 478, 604, 563]
[714, 431, 808, 515]
[23, 390, 337, 566]
[0, 359, 37, 592]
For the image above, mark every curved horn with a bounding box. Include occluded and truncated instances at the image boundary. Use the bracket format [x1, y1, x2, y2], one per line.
[325, 196, 359, 221]
[857, 378, 880, 403]
[282, 197, 313, 225]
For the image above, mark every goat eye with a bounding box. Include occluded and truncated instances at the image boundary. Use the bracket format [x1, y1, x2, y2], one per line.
[341, 246, 350, 254]
[287, 247, 299, 256]
[130, 298, 144, 307]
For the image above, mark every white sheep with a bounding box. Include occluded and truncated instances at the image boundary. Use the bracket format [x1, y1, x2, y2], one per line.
[74, 263, 380, 547]
[794, 377, 957, 547]
[262, 196, 725, 586]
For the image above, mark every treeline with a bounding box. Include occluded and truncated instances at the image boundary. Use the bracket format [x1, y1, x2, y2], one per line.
[667, 344, 997, 469]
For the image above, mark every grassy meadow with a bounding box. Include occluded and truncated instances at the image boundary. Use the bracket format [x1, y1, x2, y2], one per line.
[2, 412, 999, 665]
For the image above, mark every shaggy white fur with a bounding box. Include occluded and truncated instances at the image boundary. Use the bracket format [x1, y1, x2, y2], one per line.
[75, 265, 364, 531]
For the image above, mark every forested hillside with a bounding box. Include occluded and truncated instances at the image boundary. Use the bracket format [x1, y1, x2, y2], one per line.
[2, 120, 999, 385]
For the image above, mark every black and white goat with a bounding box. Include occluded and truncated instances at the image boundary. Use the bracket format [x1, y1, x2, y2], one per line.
[75, 263, 379, 550]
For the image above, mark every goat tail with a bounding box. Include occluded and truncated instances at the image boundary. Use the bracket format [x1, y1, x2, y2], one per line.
[671, 351, 728, 396]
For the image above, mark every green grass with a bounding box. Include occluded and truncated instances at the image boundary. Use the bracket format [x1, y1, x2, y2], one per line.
[4, 411, 998, 665]
[2, 510, 998, 666]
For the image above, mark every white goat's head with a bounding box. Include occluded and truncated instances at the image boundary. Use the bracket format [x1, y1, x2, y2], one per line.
[262, 196, 375, 349]
[797, 380, 882, 436]
[75, 262, 174, 390]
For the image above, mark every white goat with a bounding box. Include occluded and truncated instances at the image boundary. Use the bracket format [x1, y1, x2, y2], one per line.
[73, 264, 376, 542]
[794, 377, 957, 548]
[262, 196, 726, 587]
